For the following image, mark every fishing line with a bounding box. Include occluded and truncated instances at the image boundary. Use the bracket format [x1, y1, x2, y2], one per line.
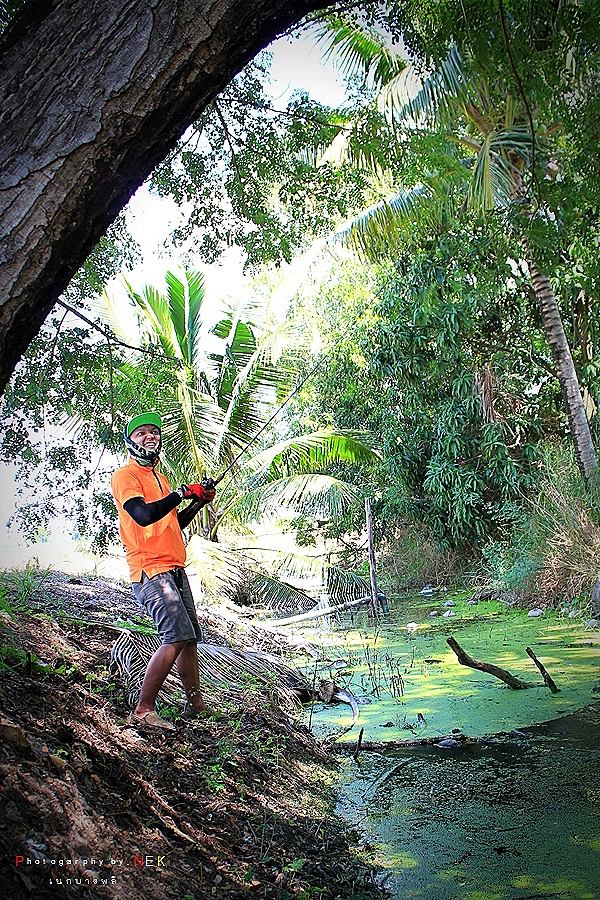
[210, 355, 325, 489]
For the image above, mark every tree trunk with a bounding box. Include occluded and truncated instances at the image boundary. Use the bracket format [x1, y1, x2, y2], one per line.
[528, 258, 598, 486]
[0, 0, 334, 396]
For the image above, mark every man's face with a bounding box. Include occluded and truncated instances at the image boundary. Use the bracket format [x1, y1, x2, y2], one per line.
[130, 424, 161, 451]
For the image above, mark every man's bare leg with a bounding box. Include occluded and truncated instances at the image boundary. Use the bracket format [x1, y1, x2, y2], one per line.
[175, 642, 206, 712]
[135, 641, 185, 715]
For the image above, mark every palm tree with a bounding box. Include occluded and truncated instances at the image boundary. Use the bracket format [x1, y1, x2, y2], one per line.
[315, 21, 597, 487]
[102, 269, 380, 608]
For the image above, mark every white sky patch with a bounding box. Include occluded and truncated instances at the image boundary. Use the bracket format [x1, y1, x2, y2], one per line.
[267, 33, 347, 109]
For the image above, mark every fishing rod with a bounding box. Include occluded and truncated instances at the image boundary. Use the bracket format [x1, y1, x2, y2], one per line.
[203, 356, 325, 490]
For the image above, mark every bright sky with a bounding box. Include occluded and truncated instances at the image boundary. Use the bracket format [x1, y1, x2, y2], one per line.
[0, 31, 349, 574]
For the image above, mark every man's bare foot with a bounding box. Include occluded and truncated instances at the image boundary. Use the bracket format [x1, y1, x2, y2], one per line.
[127, 710, 176, 731]
[186, 687, 208, 714]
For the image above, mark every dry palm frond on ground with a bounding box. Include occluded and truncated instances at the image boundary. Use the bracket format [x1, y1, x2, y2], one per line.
[110, 631, 312, 712]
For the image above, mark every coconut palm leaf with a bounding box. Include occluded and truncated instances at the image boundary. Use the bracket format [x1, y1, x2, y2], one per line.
[126, 282, 178, 359]
[245, 429, 380, 478]
[118, 270, 209, 372]
[313, 14, 405, 88]
[379, 44, 472, 127]
[186, 533, 369, 613]
[336, 182, 429, 243]
[163, 269, 207, 368]
[469, 131, 495, 210]
[185, 535, 253, 602]
[226, 474, 363, 525]
[186, 535, 308, 613]
[244, 572, 315, 612]
[213, 350, 296, 463]
[93, 289, 143, 354]
[335, 181, 456, 260]
[165, 270, 188, 360]
[158, 390, 224, 479]
[234, 545, 370, 603]
[110, 630, 309, 711]
[212, 318, 257, 401]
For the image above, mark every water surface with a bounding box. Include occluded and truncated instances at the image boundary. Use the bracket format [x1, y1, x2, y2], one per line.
[336, 705, 600, 899]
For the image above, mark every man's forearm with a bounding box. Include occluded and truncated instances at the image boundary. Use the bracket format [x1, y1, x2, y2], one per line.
[123, 494, 180, 526]
[177, 500, 203, 529]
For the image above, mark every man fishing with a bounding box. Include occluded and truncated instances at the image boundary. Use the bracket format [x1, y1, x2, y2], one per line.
[111, 411, 216, 730]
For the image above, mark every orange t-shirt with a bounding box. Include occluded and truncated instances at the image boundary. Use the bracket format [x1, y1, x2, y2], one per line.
[111, 458, 186, 582]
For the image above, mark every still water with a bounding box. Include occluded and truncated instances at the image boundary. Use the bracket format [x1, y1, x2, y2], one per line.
[336, 705, 600, 899]
[300, 594, 600, 898]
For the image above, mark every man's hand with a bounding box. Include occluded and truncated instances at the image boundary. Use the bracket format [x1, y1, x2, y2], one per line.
[181, 483, 216, 504]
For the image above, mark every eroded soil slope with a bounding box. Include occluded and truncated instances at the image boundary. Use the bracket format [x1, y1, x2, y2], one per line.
[0, 574, 381, 900]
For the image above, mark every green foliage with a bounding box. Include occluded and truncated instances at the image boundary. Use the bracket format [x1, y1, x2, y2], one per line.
[283, 2, 600, 567]
[0, 643, 76, 677]
[150, 58, 368, 268]
[0, 563, 51, 609]
[294, 230, 553, 549]
[0, 587, 13, 617]
[0, 213, 141, 548]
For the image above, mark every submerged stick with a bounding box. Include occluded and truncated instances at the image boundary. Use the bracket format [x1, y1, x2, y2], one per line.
[446, 636, 531, 689]
[525, 647, 560, 693]
[352, 726, 364, 761]
[365, 763, 405, 801]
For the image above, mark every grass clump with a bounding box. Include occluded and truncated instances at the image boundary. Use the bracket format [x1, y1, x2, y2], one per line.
[481, 444, 600, 608]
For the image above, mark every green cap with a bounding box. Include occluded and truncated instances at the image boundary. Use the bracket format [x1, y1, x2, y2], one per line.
[126, 412, 162, 437]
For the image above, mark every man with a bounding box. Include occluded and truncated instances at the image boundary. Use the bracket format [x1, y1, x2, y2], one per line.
[111, 411, 216, 730]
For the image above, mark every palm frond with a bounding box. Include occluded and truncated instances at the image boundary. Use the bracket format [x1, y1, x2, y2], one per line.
[186, 527, 371, 614]
[469, 131, 495, 210]
[213, 334, 296, 464]
[317, 117, 394, 178]
[235, 545, 370, 605]
[245, 429, 380, 478]
[244, 572, 315, 613]
[185, 270, 207, 365]
[185, 535, 251, 602]
[379, 44, 471, 127]
[334, 183, 445, 260]
[159, 270, 207, 369]
[313, 15, 405, 88]
[110, 630, 309, 712]
[228, 474, 363, 525]
[159, 390, 224, 480]
[93, 288, 143, 352]
[186, 535, 361, 615]
[165, 270, 188, 361]
[324, 566, 370, 604]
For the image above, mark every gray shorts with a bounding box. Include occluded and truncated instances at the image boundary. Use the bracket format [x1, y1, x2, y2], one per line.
[132, 568, 202, 644]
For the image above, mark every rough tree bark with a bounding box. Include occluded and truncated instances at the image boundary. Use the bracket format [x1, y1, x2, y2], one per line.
[528, 259, 598, 486]
[0, 0, 337, 395]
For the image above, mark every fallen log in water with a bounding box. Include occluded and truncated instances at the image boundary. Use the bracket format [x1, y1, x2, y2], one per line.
[333, 733, 479, 752]
[446, 636, 532, 689]
[264, 596, 371, 627]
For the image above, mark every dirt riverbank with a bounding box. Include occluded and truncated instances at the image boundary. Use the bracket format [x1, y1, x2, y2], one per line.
[0, 571, 383, 900]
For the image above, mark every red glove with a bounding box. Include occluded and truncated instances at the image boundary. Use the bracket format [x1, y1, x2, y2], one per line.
[181, 482, 216, 504]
